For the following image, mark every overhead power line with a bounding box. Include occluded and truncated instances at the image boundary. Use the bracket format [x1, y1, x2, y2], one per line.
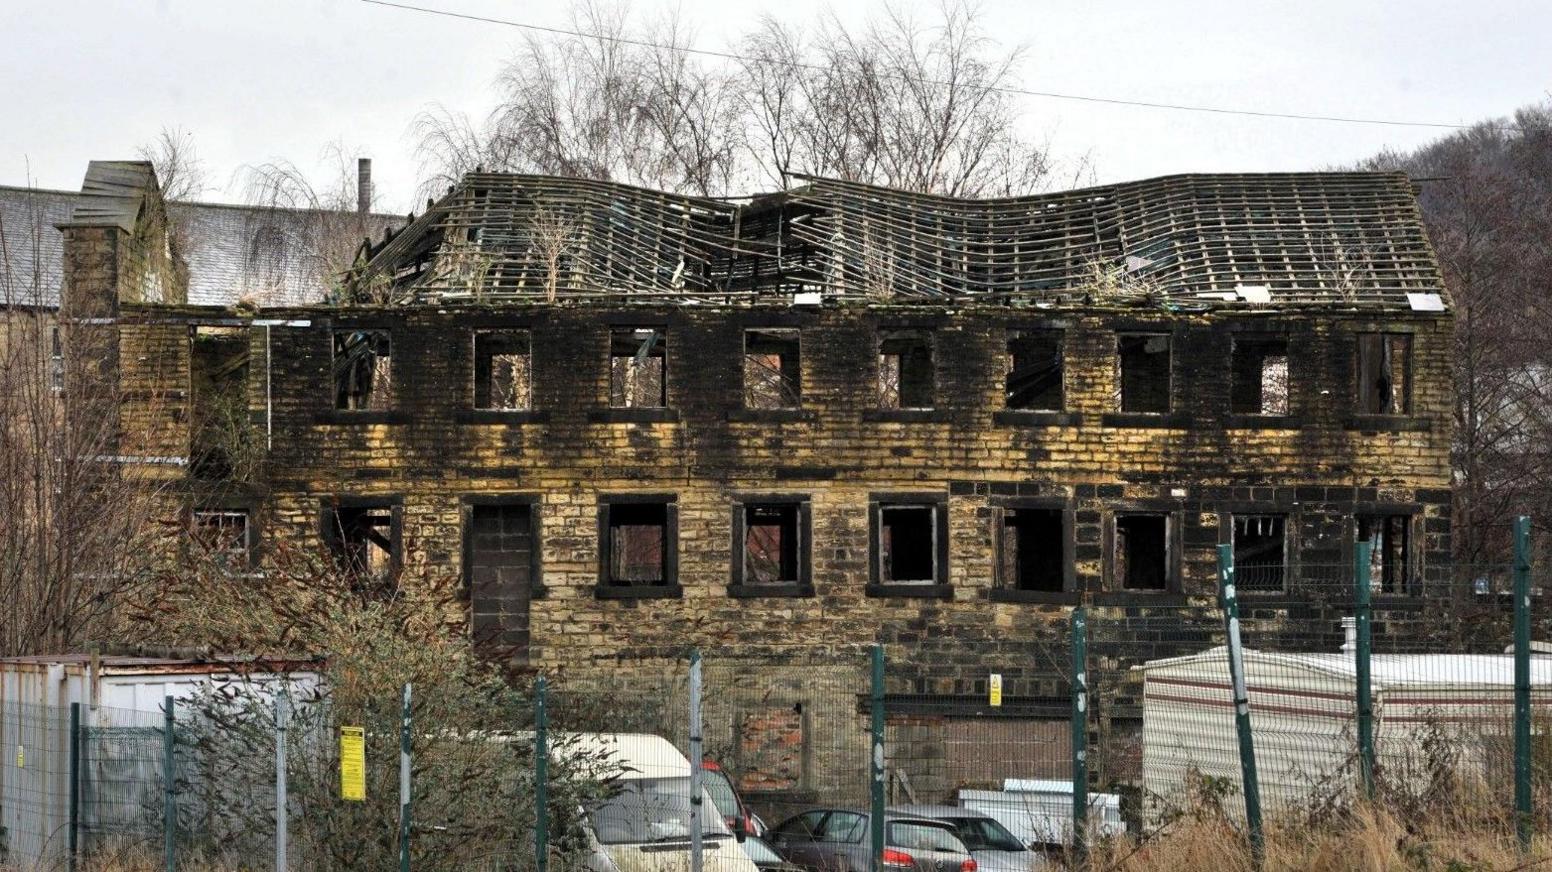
[360, 0, 1518, 133]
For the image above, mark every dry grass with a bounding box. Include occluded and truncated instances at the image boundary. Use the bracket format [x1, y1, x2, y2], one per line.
[1085, 803, 1550, 872]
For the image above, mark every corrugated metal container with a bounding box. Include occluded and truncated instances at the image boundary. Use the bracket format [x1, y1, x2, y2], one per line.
[1135, 647, 1552, 825]
[0, 654, 319, 870]
[958, 779, 1125, 846]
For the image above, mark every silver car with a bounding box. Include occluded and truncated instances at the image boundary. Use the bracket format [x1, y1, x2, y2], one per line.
[889, 806, 1044, 872]
[769, 808, 975, 872]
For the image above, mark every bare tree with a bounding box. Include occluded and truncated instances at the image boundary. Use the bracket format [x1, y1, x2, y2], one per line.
[237, 142, 393, 304]
[137, 126, 209, 203]
[740, 3, 1049, 196]
[0, 189, 181, 655]
[1358, 101, 1552, 562]
[413, 0, 1050, 198]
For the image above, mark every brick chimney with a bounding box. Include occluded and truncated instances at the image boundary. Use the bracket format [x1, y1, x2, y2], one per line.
[357, 158, 372, 215]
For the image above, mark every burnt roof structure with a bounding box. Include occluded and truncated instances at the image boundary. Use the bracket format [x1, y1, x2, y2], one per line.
[356, 170, 1446, 310]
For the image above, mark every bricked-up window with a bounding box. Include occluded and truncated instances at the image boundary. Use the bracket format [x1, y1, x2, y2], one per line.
[741, 499, 800, 580]
[333, 330, 392, 410]
[1357, 514, 1411, 594]
[744, 329, 801, 409]
[191, 510, 249, 567]
[1115, 333, 1171, 413]
[999, 508, 1066, 592]
[1006, 330, 1064, 410]
[1357, 333, 1412, 414]
[878, 504, 941, 584]
[473, 330, 531, 410]
[1233, 514, 1287, 593]
[1231, 338, 1289, 415]
[466, 502, 536, 651]
[323, 503, 402, 594]
[610, 327, 667, 408]
[600, 499, 677, 589]
[1114, 513, 1170, 590]
[878, 329, 934, 409]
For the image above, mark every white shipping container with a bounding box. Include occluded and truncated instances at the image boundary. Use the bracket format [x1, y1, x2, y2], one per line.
[0, 654, 319, 871]
[1135, 646, 1552, 826]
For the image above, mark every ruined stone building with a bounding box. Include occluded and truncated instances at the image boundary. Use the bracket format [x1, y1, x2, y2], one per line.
[37, 160, 1457, 813]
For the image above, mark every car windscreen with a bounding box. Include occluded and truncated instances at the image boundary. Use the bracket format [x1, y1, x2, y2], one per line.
[589, 777, 732, 844]
[944, 817, 1025, 852]
[703, 769, 741, 819]
[887, 821, 968, 854]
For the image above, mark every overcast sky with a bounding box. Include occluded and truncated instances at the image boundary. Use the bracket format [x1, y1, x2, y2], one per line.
[2, 0, 1547, 213]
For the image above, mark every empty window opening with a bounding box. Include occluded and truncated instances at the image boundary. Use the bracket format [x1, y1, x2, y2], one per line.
[334, 330, 392, 411]
[1231, 338, 1289, 415]
[192, 510, 249, 565]
[1357, 515, 1411, 594]
[474, 330, 531, 410]
[879, 330, 934, 409]
[1000, 508, 1065, 592]
[49, 326, 63, 392]
[327, 504, 398, 593]
[743, 503, 801, 584]
[744, 329, 801, 409]
[1115, 334, 1171, 413]
[880, 504, 938, 584]
[468, 503, 534, 651]
[1357, 333, 1412, 414]
[1006, 330, 1064, 410]
[610, 327, 666, 408]
[191, 326, 252, 480]
[1233, 515, 1287, 593]
[605, 503, 671, 586]
[1115, 514, 1170, 590]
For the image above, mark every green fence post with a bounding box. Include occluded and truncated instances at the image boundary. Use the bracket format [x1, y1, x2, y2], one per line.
[1217, 544, 1264, 867]
[163, 695, 176, 872]
[399, 683, 413, 872]
[535, 675, 549, 872]
[1513, 516, 1533, 853]
[69, 701, 79, 872]
[1070, 608, 1088, 862]
[1354, 539, 1375, 800]
[870, 645, 885, 872]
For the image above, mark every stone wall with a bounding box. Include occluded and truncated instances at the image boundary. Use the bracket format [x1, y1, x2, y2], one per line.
[110, 299, 1460, 807]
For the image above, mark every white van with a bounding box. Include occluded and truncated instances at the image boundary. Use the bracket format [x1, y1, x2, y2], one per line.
[570, 733, 758, 872]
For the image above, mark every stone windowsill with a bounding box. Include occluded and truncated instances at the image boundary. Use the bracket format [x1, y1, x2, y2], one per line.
[726, 408, 815, 424]
[594, 583, 683, 600]
[1344, 415, 1431, 433]
[1100, 412, 1192, 429]
[865, 583, 954, 600]
[726, 583, 815, 599]
[455, 409, 552, 424]
[992, 410, 1082, 427]
[862, 409, 951, 424]
[587, 408, 681, 424]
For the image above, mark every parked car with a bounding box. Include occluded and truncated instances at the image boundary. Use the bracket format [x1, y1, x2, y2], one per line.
[768, 808, 976, 872]
[703, 758, 767, 837]
[889, 806, 1045, 872]
[742, 835, 806, 872]
[568, 733, 759, 872]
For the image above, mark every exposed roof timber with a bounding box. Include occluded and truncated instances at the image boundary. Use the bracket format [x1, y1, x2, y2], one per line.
[355, 171, 1447, 310]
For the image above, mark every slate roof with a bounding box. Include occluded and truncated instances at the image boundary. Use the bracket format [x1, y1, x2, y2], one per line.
[0, 179, 403, 309]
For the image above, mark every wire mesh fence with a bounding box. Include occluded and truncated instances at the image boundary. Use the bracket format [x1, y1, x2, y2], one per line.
[2, 551, 1549, 870]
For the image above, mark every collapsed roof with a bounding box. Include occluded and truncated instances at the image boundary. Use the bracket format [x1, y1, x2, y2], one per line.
[355, 171, 1447, 310]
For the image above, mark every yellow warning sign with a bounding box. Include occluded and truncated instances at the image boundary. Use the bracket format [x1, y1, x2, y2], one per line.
[989, 674, 1003, 707]
[15, 744, 23, 768]
[340, 726, 366, 801]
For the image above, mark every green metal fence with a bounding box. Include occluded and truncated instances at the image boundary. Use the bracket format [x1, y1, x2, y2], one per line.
[2, 529, 1547, 871]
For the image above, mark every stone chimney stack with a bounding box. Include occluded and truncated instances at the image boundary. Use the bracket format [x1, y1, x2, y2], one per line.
[357, 158, 372, 215]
